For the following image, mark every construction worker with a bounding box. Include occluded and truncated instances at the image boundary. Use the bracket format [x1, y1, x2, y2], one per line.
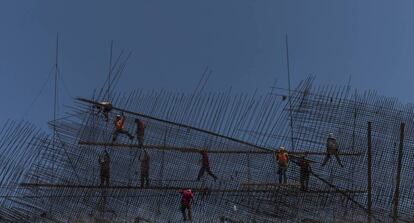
[299, 153, 312, 191]
[112, 113, 134, 142]
[95, 101, 112, 122]
[197, 150, 217, 181]
[135, 118, 145, 148]
[321, 133, 344, 167]
[140, 150, 150, 188]
[276, 146, 289, 184]
[180, 188, 194, 221]
[99, 151, 110, 187]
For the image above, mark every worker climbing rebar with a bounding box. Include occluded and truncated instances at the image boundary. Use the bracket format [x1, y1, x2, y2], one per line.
[321, 133, 344, 167]
[276, 146, 289, 184]
[95, 101, 112, 122]
[140, 150, 150, 188]
[299, 153, 312, 191]
[197, 149, 217, 181]
[112, 113, 134, 142]
[99, 151, 110, 187]
[135, 118, 145, 148]
[180, 188, 194, 221]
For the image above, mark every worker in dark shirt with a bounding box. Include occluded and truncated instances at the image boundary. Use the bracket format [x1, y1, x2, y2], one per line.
[95, 101, 112, 122]
[135, 118, 146, 148]
[321, 133, 344, 167]
[197, 150, 217, 181]
[99, 151, 110, 187]
[140, 150, 150, 188]
[299, 153, 312, 191]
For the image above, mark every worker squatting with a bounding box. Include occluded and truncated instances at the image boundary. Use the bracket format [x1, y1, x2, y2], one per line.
[96, 101, 345, 221]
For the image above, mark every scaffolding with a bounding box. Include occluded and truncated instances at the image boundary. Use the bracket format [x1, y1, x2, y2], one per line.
[0, 77, 414, 222]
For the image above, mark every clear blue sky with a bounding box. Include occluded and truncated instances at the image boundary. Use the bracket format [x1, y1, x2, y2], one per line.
[1, 0, 413, 129]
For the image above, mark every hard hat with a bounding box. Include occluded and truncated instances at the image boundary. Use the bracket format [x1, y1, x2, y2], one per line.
[116, 114, 121, 118]
[328, 133, 334, 138]
[279, 146, 285, 151]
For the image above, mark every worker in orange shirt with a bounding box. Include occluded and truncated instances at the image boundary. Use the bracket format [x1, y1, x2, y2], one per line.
[276, 146, 289, 184]
[112, 113, 134, 142]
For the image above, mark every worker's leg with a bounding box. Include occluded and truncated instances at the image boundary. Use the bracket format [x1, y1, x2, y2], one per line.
[120, 129, 134, 140]
[112, 130, 120, 142]
[141, 171, 149, 188]
[103, 111, 109, 122]
[205, 166, 217, 180]
[282, 167, 287, 184]
[334, 153, 344, 167]
[300, 172, 305, 190]
[181, 204, 187, 221]
[197, 166, 206, 180]
[278, 167, 282, 183]
[305, 176, 309, 191]
[140, 172, 144, 188]
[187, 204, 192, 221]
[145, 172, 150, 187]
[138, 135, 144, 147]
[321, 154, 331, 166]
[106, 174, 110, 186]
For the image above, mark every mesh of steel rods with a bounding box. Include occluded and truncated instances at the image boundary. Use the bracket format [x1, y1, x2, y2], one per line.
[2, 77, 414, 222]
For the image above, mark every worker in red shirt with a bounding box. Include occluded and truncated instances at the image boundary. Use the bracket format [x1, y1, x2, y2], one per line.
[112, 113, 134, 142]
[180, 189, 194, 221]
[197, 150, 217, 181]
[134, 118, 146, 148]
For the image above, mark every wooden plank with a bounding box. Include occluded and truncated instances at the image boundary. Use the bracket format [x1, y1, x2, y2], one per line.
[78, 141, 362, 156]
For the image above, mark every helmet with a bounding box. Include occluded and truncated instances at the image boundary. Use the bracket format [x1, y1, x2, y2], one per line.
[328, 133, 335, 139]
[279, 146, 285, 151]
[116, 114, 121, 118]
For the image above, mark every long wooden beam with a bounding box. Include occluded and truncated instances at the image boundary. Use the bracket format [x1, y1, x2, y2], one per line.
[77, 98, 271, 152]
[78, 141, 362, 156]
[19, 183, 299, 193]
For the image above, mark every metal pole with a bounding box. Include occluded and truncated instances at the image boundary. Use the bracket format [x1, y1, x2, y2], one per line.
[367, 122, 372, 223]
[392, 122, 405, 222]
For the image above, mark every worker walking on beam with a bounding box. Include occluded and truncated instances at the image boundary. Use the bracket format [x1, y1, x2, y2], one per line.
[321, 133, 344, 167]
[140, 150, 150, 188]
[134, 118, 146, 148]
[276, 146, 289, 184]
[180, 188, 194, 221]
[197, 149, 217, 181]
[99, 151, 110, 187]
[299, 153, 312, 191]
[95, 101, 112, 122]
[112, 113, 134, 142]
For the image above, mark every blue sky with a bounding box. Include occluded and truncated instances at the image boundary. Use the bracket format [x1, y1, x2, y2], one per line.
[1, 0, 414, 129]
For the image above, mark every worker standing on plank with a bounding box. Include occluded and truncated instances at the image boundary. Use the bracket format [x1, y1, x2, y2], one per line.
[180, 189, 194, 221]
[276, 146, 289, 184]
[112, 113, 134, 142]
[135, 118, 146, 148]
[99, 151, 110, 187]
[299, 153, 312, 191]
[197, 149, 218, 181]
[95, 101, 112, 122]
[140, 150, 150, 188]
[321, 133, 344, 167]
